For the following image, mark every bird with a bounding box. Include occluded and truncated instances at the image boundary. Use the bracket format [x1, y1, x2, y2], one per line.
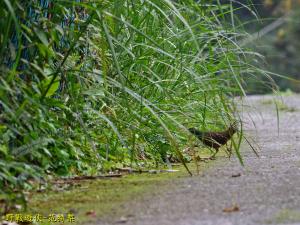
[188, 122, 238, 159]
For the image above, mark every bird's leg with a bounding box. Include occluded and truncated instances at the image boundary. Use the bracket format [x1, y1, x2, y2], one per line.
[228, 141, 233, 159]
[225, 142, 232, 158]
[209, 148, 218, 160]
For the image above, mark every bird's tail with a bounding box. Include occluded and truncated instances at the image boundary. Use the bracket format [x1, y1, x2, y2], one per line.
[229, 121, 239, 131]
[188, 128, 203, 139]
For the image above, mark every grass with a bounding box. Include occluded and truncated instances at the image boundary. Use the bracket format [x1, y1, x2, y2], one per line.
[0, 0, 266, 209]
[2, 146, 231, 224]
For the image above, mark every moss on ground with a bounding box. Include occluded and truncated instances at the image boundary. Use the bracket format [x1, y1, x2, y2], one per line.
[260, 99, 298, 112]
[28, 173, 180, 224]
[26, 157, 219, 225]
[266, 209, 300, 224]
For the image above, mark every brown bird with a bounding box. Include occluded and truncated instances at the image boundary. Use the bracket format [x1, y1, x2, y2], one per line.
[188, 122, 238, 159]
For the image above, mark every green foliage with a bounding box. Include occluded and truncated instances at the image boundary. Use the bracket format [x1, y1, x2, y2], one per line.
[237, 1, 300, 93]
[0, 0, 261, 209]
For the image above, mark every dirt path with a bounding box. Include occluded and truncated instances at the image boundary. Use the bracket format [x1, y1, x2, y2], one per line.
[98, 95, 300, 225]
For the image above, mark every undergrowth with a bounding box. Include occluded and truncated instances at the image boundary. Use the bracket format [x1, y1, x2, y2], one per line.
[0, 0, 265, 211]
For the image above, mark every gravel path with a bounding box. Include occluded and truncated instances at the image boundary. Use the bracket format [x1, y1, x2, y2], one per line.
[100, 95, 300, 225]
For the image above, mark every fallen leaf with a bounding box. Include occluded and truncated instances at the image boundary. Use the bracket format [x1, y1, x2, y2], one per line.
[164, 169, 179, 173]
[223, 205, 240, 213]
[86, 210, 96, 217]
[231, 173, 241, 178]
[115, 216, 128, 223]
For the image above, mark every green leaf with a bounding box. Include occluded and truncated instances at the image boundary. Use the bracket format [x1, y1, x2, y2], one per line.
[34, 28, 49, 46]
[83, 88, 105, 96]
[0, 145, 8, 156]
[39, 76, 60, 97]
